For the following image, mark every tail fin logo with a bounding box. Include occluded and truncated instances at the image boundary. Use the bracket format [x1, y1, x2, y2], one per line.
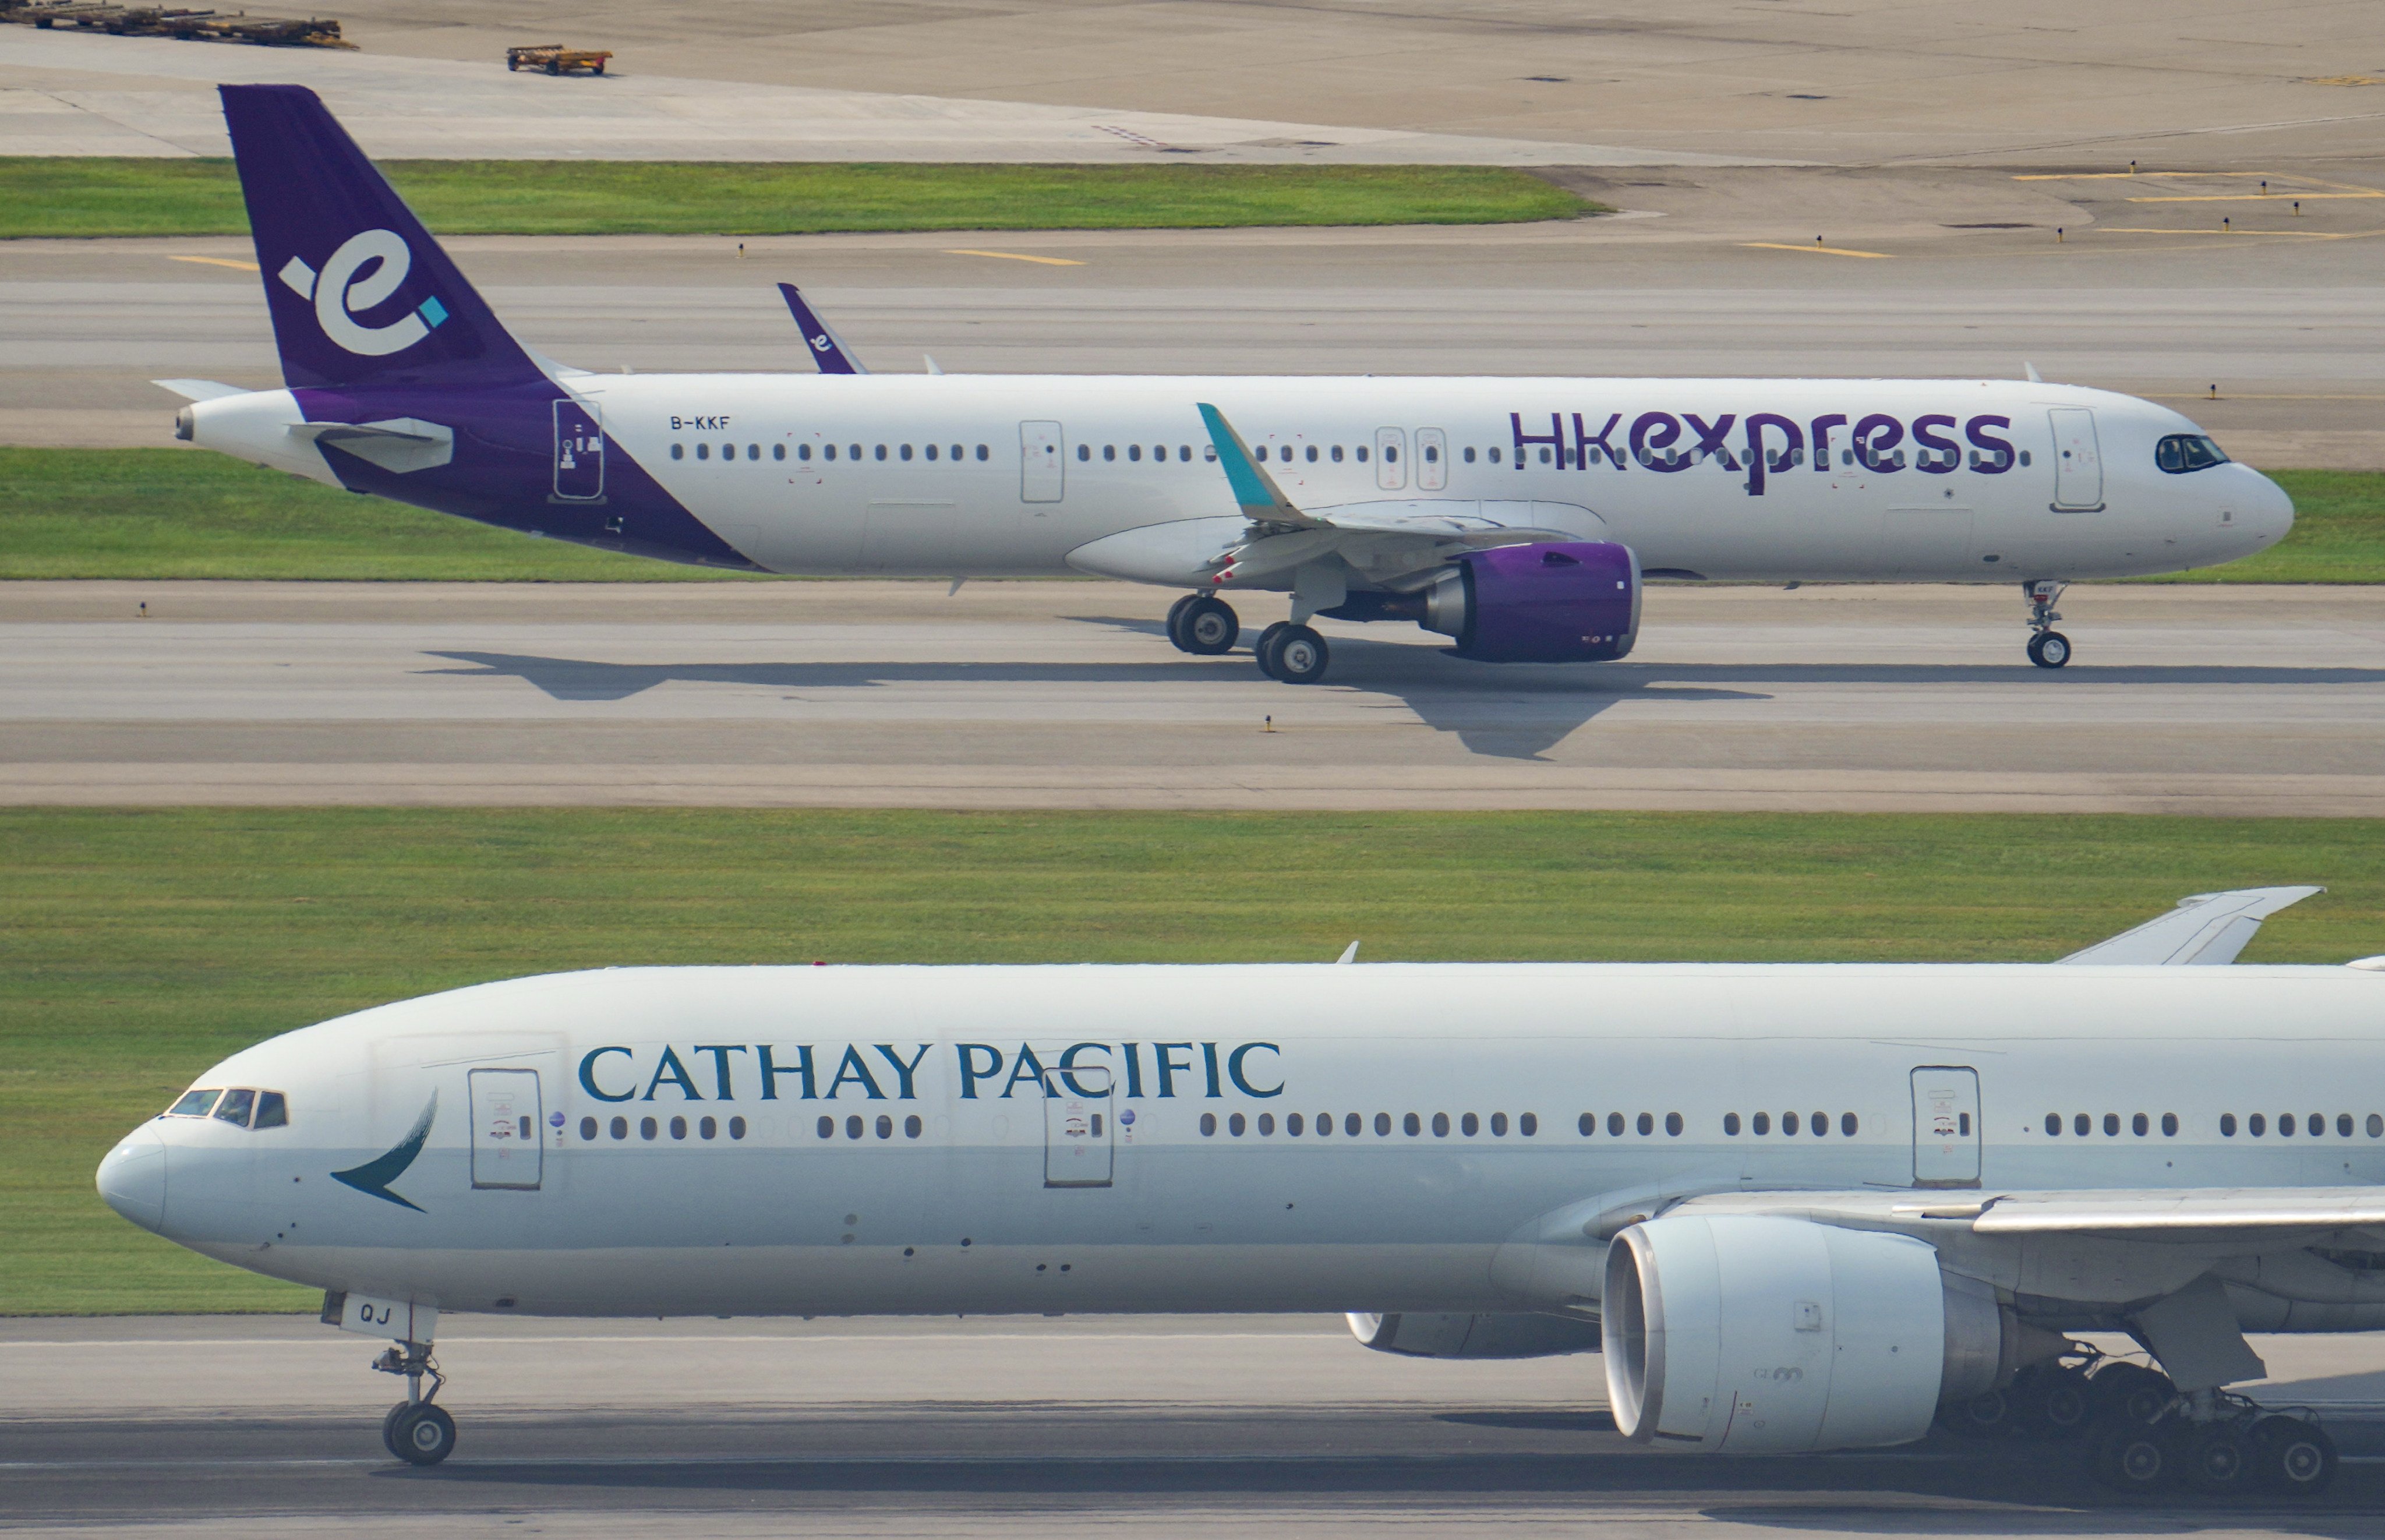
[277, 229, 449, 358]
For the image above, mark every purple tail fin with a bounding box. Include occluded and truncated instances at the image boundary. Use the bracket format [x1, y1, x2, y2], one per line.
[220, 84, 545, 391]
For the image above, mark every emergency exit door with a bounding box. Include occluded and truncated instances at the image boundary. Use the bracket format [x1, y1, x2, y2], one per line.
[553, 400, 605, 501]
[1910, 1066, 1980, 1189]
[469, 1068, 543, 1190]
[1043, 1065, 1114, 1188]
[1020, 421, 1064, 503]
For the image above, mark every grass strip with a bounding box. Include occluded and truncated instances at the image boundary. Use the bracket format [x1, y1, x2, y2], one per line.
[3, 451, 2380, 582]
[0, 158, 1594, 240]
[4, 806, 2382, 1314]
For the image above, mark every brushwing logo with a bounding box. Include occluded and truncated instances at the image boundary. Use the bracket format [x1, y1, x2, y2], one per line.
[330, 1091, 437, 1212]
[277, 229, 450, 358]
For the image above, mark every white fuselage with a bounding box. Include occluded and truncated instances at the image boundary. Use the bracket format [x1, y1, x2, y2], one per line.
[101, 962, 2385, 1324]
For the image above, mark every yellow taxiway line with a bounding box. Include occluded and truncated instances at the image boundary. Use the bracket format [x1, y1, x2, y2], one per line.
[168, 256, 260, 271]
[944, 249, 1085, 266]
[1741, 242, 1892, 259]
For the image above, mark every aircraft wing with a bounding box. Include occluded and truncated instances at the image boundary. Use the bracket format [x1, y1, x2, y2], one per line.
[2060, 886, 2323, 966]
[1669, 1186, 2385, 1243]
[777, 284, 867, 375]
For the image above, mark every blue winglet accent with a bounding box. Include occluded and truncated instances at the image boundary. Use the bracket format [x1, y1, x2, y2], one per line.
[777, 283, 865, 375]
[1197, 402, 1275, 514]
[330, 1092, 436, 1212]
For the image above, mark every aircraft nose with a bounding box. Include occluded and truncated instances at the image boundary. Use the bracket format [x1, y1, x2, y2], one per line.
[2255, 472, 2296, 543]
[97, 1124, 167, 1234]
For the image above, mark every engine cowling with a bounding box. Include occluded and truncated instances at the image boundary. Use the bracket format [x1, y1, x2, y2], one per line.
[1602, 1214, 2015, 1454]
[1424, 541, 1640, 662]
[1348, 1311, 1606, 1359]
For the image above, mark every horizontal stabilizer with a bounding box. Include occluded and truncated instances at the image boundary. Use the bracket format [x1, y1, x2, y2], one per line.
[287, 417, 454, 474]
[2061, 885, 2323, 966]
[153, 379, 246, 402]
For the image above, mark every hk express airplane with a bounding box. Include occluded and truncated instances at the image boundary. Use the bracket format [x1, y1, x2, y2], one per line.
[167, 85, 2291, 683]
[97, 884, 2385, 1497]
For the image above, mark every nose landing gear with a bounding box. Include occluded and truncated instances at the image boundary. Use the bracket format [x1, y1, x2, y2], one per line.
[372, 1338, 454, 1466]
[2024, 580, 2072, 669]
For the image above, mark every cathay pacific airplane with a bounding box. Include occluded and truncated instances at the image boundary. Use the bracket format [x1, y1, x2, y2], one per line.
[164, 86, 2291, 682]
[98, 884, 2385, 1498]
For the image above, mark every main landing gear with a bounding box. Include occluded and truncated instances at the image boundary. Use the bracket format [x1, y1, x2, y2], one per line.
[1939, 1354, 2338, 1499]
[1164, 594, 1332, 684]
[372, 1337, 455, 1466]
[2024, 579, 2072, 669]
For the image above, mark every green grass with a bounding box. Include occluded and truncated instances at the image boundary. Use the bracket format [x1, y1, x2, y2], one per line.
[0, 449, 761, 580]
[0, 158, 1594, 240]
[6, 453, 2381, 584]
[6, 807, 2384, 1314]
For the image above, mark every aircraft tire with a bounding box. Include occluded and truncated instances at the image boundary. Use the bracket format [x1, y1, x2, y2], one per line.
[389, 1402, 457, 1466]
[1164, 594, 1197, 650]
[1253, 622, 1292, 677]
[2028, 630, 2072, 669]
[380, 1400, 414, 1458]
[2182, 1424, 2254, 1495]
[1178, 596, 1239, 656]
[2090, 1415, 2175, 1495]
[1270, 626, 1330, 685]
[2253, 1414, 2337, 1497]
[1937, 1388, 2016, 1439]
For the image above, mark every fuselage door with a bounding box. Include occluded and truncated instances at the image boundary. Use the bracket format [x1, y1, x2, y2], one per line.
[552, 400, 605, 502]
[1910, 1066, 1981, 1189]
[1415, 427, 1447, 492]
[1020, 421, 1064, 504]
[1375, 427, 1407, 491]
[1043, 1063, 1114, 1188]
[2048, 408, 2103, 510]
[468, 1067, 543, 1191]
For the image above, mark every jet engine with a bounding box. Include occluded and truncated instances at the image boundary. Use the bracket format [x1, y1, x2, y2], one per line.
[1348, 1311, 1606, 1359]
[1422, 541, 1640, 662]
[1603, 1214, 2029, 1454]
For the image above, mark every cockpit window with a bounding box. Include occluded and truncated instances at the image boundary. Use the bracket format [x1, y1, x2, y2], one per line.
[214, 1088, 256, 1127]
[254, 1091, 288, 1129]
[166, 1089, 220, 1118]
[2156, 434, 2229, 474]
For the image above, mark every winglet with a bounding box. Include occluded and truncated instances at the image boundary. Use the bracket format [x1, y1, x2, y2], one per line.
[776, 283, 866, 375]
[1337, 940, 1360, 964]
[2024, 362, 2044, 383]
[1196, 402, 1310, 526]
[2061, 886, 2323, 966]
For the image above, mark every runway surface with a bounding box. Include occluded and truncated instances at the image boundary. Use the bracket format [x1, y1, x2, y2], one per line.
[7, 213, 2383, 463]
[9, 1314, 2385, 1537]
[7, 580, 2384, 814]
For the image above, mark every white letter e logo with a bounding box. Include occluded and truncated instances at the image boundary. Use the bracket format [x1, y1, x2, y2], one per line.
[278, 229, 430, 358]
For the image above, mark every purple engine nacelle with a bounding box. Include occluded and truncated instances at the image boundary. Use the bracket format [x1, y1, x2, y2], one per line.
[1422, 541, 1641, 662]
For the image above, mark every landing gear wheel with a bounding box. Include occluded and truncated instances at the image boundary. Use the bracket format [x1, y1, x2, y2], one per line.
[2028, 630, 2072, 669]
[1252, 621, 1293, 678]
[1939, 1388, 2015, 1439]
[2253, 1414, 2337, 1497]
[2183, 1424, 2253, 1495]
[387, 1402, 456, 1467]
[2087, 1362, 2175, 1426]
[2009, 1362, 2095, 1440]
[1171, 596, 1239, 656]
[1266, 625, 1330, 685]
[380, 1400, 415, 1456]
[2091, 1417, 2175, 1495]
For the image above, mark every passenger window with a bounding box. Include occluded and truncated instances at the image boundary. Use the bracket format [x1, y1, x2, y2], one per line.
[1489, 447, 1501, 464]
[727, 1117, 745, 1139]
[1577, 1112, 1594, 1136]
[1331, 446, 1344, 463]
[1724, 1112, 1741, 1135]
[1490, 1112, 1508, 1136]
[1288, 1112, 1305, 1135]
[818, 1115, 834, 1139]
[799, 444, 812, 461]
[580, 1116, 598, 1140]
[1461, 1112, 1478, 1136]
[1258, 1113, 1275, 1135]
[670, 1115, 687, 1140]
[1783, 1111, 1800, 1135]
[1077, 444, 1090, 461]
[214, 1088, 256, 1127]
[1306, 446, 1319, 462]
[1811, 1110, 1827, 1136]
[773, 444, 785, 461]
[1403, 1112, 1421, 1135]
[168, 1089, 220, 1118]
[1464, 447, 1476, 463]
[875, 445, 887, 461]
[877, 1115, 893, 1139]
[825, 444, 838, 461]
[2133, 1112, 2149, 1136]
[1431, 1112, 1450, 1137]
[951, 446, 963, 461]
[639, 1116, 658, 1139]
[2073, 1113, 2090, 1136]
[1374, 1112, 1392, 1136]
[925, 444, 938, 461]
[1104, 445, 1116, 462]
[1839, 1112, 1856, 1136]
[611, 1116, 628, 1139]
[2221, 1113, 2237, 1136]
[1518, 1113, 1536, 1135]
[849, 444, 861, 460]
[846, 1115, 864, 1139]
[1200, 1112, 1217, 1136]
[1664, 1112, 1683, 1136]
[1753, 1111, 1770, 1135]
[2281, 1114, 2297, 1137]
[2045, 1112, 2060, 1135]
[1424, 445, 1439, 463]
[254, 1092, 288, 1129]
[747, 444, 759, 461]
[2103, 1113, 2120, 1136]
[1356, 446, 1369, 462]
[2250, 1113, 2267, 1136]
[2340, 1114, 2355, 1138]
[2371, 1114, 2383, 1138]
[696, 443, 709, 461]
[977, 446, 989, 460]
[670, 444, 683, 460]
[1636, 1112, 1654, 1136]
[2163, 1112, 2179, 1136]
[1229, 1112, 1246, 1136]
[1345, 1112, 1361, 1136]
[900, 444, 913, 461]
[700, 1116, 717, 1139]
[1179, 446, 1192, 461]
[1606, 1111, 1624, 1136]
[1204, 446, 1217, 461]
[1129, 444, 1142, 462]
[904, 1115, 922, 1137]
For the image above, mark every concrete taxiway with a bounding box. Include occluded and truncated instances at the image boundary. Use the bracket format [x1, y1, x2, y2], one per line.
[8, 1313, 2385, 1537]
[6, 580, 2384, 814]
